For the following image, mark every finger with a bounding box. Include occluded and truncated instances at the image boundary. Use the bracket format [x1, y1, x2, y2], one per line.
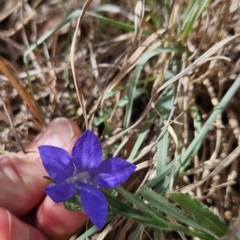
[0, 207, 48, 240]
[26, 118, 81, 152]
[0, 118, 81, 215]
[36, 196, 87, 240]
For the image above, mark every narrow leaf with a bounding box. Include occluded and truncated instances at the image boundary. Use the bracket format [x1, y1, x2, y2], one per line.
[116, 187, 215, 239]
[139, 186, 216, 237]
[170, 193, 228, 237]
[112, 209, 215, 239]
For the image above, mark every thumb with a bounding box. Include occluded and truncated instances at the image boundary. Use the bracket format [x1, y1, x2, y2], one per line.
[27, 117, 81, 152]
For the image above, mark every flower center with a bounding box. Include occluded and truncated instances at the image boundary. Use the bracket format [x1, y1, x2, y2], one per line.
[68, 171, 92, 185]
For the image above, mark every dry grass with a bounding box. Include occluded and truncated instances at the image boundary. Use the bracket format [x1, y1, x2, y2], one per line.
[1, 0, 240, 239]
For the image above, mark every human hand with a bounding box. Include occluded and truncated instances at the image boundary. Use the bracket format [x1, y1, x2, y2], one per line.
[0, 118, 87, 240]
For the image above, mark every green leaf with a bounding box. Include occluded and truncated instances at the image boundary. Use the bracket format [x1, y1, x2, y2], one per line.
[63, 194, 82, 211]
[112, 209, 215, 239]
[111, 209, 171, 230]
[116, 187, 215, 239]
[170, 193, 228, 237]
[103, 190, 142, 216]
[139, 186, 217, 238]
[116, 186, 164, 219]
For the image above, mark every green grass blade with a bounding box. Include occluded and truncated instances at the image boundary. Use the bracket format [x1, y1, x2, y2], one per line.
[157, 130, 169, 171]
[146, 160, 174, 188]
[118, 88, 147, 107]
[116, 187, 215, 239]
[76, 226, 97, 240]
[112, 209, 215, 240]
[87, 12, 136, 32]
[111, 209, 172, 231]
[23, 9, 82, 63]
[139, 186, 217, 237]
[24, 9, 146, 63]
[116, 186, 165, 219]
[128, 121, 152, 161]
[104, 190, 142, 215]
[153, 229, 161, 240]
[124, 48, 173, 129]
[170, 193, 228, 237]
[161, 74, 240, 190]
[131, 224, 144, 240]
[75, 214, 115, 240]
[128, 75, 175, 162]
[180, 0, 198, 31]
[156, 85, 175, 173]
[180, 74, 240, 168]
[180, 0, 211, 39]
[179, 105, 203, 174]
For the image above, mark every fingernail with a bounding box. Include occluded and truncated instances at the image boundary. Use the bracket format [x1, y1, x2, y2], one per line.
[37, 118, 75, 148]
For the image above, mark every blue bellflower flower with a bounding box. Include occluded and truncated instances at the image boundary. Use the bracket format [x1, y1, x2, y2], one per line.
[38, 130, 136, 229]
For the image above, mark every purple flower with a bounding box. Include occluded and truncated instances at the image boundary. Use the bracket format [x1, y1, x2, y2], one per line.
[38, 130, 136, 229]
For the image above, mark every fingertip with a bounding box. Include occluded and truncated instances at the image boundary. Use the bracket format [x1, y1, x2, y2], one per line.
[36, 196, 87, 240]
[0, 207, 48, 240]
[27, 117, 81, 152]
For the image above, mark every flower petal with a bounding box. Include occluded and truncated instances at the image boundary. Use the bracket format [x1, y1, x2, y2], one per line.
[38, 146, 75, 182]
[72, 130, 102, 172]
[78, 183, 107, 229]
[45, 182, 76, 203]
[92, 158, 136, 188]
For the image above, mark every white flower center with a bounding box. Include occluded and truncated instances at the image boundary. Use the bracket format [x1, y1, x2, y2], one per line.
[68, 171, 92, 185]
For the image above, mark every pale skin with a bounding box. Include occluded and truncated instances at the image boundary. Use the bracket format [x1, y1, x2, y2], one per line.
[0, 118, 87, 240]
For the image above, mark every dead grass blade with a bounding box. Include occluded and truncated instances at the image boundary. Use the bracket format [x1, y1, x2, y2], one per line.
[157, 33, 240, 93]
[70, 0, 93, 129]
[0, 0, 22, 22]
[0, 57, 46, 128]
[88, 41, 102, 93]
[99, 28, 166, 105]
[126, 0, 145, 58]
[104, 34, 240, 152]
[0, 95, 26, 153]
[181, 146, 240, 194]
